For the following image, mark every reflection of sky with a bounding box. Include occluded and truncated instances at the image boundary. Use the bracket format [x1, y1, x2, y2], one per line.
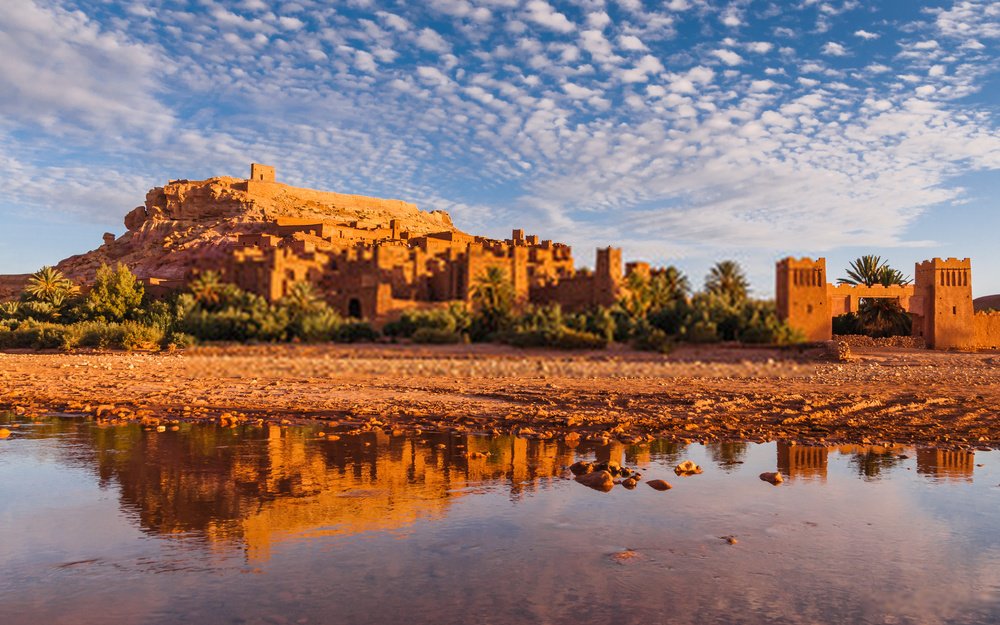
[1, 419, 1000, 624]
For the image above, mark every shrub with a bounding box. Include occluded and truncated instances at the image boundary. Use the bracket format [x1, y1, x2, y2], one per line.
[0, 321, 77, 350]
[632, 324, 675, 354]
[121, 321, 164, 351]
[411, 327, 463, 344]
[80, 264, 145, 322]
[384, 305, 469, 340]
[687, 320, 720, 343]
[163, 331, 197, 350]
[292, 309, 344, 342]
[76, 320, 126, 349]
[334, 322, 379, 343]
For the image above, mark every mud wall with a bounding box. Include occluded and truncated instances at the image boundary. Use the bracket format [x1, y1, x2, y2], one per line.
[974, 312, 1000, 350]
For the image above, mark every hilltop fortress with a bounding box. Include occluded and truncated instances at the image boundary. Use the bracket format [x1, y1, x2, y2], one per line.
[34, 163, 654, 321]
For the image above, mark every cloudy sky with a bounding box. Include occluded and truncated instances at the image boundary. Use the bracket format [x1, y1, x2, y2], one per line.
[1, 0, 998, 295]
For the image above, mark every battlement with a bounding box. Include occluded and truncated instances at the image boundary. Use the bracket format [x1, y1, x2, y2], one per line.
[777, 257, 827, 269]
[916, 257, 971, 270]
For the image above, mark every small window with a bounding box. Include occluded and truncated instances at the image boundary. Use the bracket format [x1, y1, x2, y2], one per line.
[807, 304, 814, 314]
[952, 306, 957, 315]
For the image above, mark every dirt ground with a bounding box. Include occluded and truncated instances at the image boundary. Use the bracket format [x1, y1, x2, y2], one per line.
[1, 343, 999, 448]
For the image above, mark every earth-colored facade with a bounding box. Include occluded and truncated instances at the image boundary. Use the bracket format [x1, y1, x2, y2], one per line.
[777, 256, 1000, 350]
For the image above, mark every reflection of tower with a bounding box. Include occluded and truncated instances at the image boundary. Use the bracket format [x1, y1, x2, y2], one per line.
[776, 442, 829, 481]
[916, 449, 975, 481]
[594, 441, 626, 466]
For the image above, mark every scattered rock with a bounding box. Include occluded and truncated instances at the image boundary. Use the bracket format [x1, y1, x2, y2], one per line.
[622, 477, 638, 489]
[569, 460, 594, 476]
[647, 479, 672, 491]
[576, 470, 614, 492]
[674, 460, 703, 476]
[721, 535, 738, 545]
[611, 549, 642, 563]
[759, 471, 784, 485]
[0, 428, 11, 439]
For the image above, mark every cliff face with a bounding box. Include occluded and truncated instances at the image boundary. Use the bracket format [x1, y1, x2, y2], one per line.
[51, 176, 460, 283]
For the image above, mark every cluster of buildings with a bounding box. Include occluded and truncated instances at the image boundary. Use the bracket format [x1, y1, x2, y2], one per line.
[208, 164, 646, 321]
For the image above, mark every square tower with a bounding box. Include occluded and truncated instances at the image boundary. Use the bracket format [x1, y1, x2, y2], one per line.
[250, 163, 276, 182]
[594, 247, 623, 307]
[776, 257, 831, 342]
[913, 258, 974, 349]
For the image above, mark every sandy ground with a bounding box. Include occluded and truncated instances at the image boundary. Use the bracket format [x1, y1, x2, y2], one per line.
[1, 343, 999, 448]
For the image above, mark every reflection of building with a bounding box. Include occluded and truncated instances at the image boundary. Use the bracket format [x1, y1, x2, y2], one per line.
[80, 423, 588, 562]
[916, 449, 975, 481]
[777, 442, 828, 481]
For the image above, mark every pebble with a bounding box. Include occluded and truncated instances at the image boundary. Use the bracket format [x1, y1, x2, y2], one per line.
[759, 471, 784, 485]
[646, 479, 672, 491]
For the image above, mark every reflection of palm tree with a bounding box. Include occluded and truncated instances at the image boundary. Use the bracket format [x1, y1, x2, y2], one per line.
[705, 261, 749, 304]
[849, 449, 905, 480]
[470, 267, 514, 339]
[706, 441, 748, 472]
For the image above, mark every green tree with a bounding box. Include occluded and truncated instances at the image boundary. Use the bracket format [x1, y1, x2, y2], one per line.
[24, 266, 78, 304]
[470, 266, 515, 341]
[82, 264, 145, 322]
[704, 260, 749, 305]
[189, 271, 224, 309]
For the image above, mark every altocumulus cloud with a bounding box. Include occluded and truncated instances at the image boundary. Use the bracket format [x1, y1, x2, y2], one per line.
[0, 0, 998, 284]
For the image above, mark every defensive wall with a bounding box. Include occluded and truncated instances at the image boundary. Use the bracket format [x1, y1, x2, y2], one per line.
[777, 256, 999, 350]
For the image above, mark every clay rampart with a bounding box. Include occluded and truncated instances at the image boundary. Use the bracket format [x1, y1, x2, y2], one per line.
[974, 312, 1000, 350]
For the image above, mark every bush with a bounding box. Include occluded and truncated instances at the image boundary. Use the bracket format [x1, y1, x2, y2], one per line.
[76, 320, 126, 349]
[163, 331, 197, 350]
[632, 324, 675, 354]
[687, 320, 720, 343]
[292, 309, 344, 342]
[384, 306, 467, 339]
[411, 327, 463, 344]
[0, 320, 78, 350]
[334, 322, 379, 343]
[121, 321, 164, 351]
[79, 264, 144, 322]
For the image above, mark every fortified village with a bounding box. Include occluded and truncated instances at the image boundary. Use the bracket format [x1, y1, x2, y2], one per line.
[2, 163, 997, 351]
[7, 164, 649, 321]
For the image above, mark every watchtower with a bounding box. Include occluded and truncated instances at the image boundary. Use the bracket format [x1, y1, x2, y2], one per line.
[913, 258, 974, 349]
[776, 257, 831, 342]
[594, 247, 623, 307]
[250, 163, 276, 183]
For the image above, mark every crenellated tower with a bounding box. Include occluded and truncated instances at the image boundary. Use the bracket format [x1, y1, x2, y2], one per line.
[913, 258, 974, 349]
[776, 257, 831, 342]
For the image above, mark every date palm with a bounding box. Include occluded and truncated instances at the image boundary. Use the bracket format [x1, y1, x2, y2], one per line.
[24, 266, 77, 303]
[189, 271, 223, 308]
[705, 260, 748, 304]
[838, 256, 912, 337]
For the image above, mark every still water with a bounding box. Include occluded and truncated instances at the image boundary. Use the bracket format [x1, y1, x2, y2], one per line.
[1, 414, 999, 625]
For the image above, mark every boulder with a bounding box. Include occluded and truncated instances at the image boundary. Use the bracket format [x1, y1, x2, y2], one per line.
[575, 470, 614, 492]
[646, 479, 673, 491]
[759, 471, 784, 485]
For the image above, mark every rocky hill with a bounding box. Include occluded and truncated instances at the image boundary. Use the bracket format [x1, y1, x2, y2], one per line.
[48, 174, 460, 285]
[974, 294, 1000, 312]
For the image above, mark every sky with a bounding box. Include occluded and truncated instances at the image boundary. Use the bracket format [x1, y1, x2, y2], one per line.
[1, 0, 998, 297]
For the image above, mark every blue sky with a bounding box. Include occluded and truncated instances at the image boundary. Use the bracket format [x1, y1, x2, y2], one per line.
[1, 0, 998, 296]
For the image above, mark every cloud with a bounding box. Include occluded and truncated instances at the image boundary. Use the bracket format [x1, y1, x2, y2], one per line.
[415, 27, 451, 53]
[854, 29, 879, 40]
[524, 1, 575, 33]
[620, 55, 665, 83]
[0, 0, 174, 136]
[712, 49, 744, 66]
[746, 41, 774, 54]
[821, 42, 848, 56]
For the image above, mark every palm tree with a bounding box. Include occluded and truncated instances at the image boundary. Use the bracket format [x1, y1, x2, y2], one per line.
[838, 255, 912, 287]
[649, 266, 690, 308]
[282, 281, 324, 314]
[189, 271, 223, 308]
[838, 256, 912, 337]
[24, 266, 77, 303]
[470, 266, 514, 340]
[704, 260, 749, 304]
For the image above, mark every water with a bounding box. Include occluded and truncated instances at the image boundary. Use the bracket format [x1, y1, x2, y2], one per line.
[1, 414, 999, 625]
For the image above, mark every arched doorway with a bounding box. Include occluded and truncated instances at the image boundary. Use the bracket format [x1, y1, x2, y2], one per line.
[347, 298, 362, 319]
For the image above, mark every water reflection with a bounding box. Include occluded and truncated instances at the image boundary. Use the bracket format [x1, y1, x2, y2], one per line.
[3, 414, 1000, 625]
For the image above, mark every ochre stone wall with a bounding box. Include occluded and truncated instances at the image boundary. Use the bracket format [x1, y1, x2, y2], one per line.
[778, 256, 984, 351]
[975, 312, 1000, 350]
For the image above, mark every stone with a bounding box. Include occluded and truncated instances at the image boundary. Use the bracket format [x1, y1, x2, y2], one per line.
[0, 428, 11, 439]
[759, 471, 784, 485]
[569, 461, 594, 476]
[646, 479, 672, 491]
[575, 470, 614, 492]
[622, 477, 638, 489]
[674, 460, 703, 476]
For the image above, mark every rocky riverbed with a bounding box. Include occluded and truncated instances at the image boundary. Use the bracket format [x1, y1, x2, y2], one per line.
[1, 343, 998, 449]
